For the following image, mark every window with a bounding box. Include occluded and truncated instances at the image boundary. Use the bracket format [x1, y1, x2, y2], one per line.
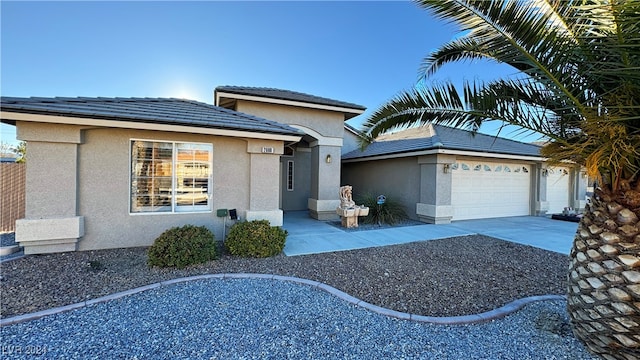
[287, 160, 294, 191]
[131, 140, 212, 213]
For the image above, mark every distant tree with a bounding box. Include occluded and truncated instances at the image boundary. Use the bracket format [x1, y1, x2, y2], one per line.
[14, 141, 26, 163]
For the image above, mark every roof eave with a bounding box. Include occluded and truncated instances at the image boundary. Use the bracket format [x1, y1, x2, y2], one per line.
[215, 91, 366, 119]
[1, 110, 302, 142]
[342, 147, 544, 163]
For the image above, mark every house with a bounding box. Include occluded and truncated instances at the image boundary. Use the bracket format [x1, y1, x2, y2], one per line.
[214, 86, 365, 220]
[341, 124, 588, 224]
[0, 88, 365, 254]
[1, 86, 584, 254]
[0, 96, 306, 254]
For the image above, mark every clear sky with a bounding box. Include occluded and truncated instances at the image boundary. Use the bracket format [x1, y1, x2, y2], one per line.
[1, 0, 537, 147]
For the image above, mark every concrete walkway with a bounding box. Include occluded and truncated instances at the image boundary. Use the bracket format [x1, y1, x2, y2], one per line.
[282, 211, 579, 256]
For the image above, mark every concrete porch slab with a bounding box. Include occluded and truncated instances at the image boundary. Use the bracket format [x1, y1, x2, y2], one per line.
[282, 212, 578, 256]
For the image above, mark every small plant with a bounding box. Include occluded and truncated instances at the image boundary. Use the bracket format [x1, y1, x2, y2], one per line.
[224, 220, 287, 258]
[87, 260, 105, 272]
[356, 193, 409, 225]
[147, 225, 216, 269]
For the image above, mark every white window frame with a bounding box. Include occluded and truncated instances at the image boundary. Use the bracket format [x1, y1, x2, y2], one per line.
[129, 139, 213, 214]
[287, 160, 294, 191]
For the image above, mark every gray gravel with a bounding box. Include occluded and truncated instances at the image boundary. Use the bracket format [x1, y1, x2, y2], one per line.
[0, 232, 16, 247]
[0, 278, 596, 359]
[1, 235, 568, 318]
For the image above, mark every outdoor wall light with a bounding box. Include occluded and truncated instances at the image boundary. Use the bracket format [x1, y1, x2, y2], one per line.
[542, 169, 549, 177]
[325, 154, 332, 164]
[443, 163, 450, 173]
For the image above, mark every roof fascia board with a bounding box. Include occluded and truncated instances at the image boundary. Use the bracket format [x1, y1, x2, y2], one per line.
[1, 111, 302, 142]
[216, 91, 365, 116]
[342, 148, 544, 163]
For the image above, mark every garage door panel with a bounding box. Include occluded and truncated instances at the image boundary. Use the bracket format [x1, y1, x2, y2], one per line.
[451, 161, 531, 220]
[546, 167, 570, 214]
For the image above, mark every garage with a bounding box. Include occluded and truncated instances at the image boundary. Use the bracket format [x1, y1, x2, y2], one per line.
[545, 167, 570, 214]
[451, 161, 532, 220]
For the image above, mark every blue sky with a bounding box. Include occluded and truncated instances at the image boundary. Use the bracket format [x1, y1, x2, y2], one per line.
[1, 1, 536, 147]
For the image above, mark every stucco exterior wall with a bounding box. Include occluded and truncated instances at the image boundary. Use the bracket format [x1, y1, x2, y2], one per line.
[342, 126, 362, 154]
[342, 157, 421, 219]
[15, 120, 285, 252]
[235, 101, 345, 138]
[233, 98, 345, 220]
[76, 128, 263, 250]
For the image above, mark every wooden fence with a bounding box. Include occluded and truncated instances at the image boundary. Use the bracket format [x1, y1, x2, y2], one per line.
[1, 163, 25, 233]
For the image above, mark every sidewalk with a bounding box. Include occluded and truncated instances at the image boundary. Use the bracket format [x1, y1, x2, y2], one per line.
[282, 211, 578, 256]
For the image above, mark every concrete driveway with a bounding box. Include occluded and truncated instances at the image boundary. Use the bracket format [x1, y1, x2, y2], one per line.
[282, 212, 579, 256]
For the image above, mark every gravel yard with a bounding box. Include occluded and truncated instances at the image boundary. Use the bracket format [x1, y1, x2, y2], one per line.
[1, 235, 567, 319]
[1, 278, 596, 359]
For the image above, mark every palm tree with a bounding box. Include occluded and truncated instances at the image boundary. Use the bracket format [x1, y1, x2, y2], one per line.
[361, 0, 640, 358]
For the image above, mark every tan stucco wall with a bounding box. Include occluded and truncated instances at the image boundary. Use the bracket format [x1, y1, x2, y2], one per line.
[232, 98, 346, 220]
[342, 157, 421, 219]
[342, 127, 362, 154]
[11, 105, 291, 252]
[75, 127, 267, 250]
[235, 100, 345, 138]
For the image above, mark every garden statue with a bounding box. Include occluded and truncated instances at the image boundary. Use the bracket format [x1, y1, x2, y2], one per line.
[336, 185, 369, 228]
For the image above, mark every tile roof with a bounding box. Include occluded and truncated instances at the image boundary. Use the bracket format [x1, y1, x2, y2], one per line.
[0, 96, 303, 137]
[215, 86, 366, 111]
[342, 123, 542, 160]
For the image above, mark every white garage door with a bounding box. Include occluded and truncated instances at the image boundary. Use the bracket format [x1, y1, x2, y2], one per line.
[546, 167, 570, 214]
[451, 161, 531, 220]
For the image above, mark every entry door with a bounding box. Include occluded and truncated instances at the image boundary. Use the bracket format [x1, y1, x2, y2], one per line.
[280, 148, 311, 211]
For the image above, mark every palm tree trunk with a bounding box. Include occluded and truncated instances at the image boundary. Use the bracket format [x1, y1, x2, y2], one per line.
[568, 194, 640, 360]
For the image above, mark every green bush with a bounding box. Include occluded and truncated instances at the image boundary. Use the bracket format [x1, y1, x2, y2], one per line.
[224, 220, 287, 258]
[356, 193, 409, 225]
[147, 225, 216, 269]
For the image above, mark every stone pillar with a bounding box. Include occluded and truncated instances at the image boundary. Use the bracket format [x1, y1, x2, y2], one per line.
[416, 154, 454, 224]
[308, 144, 341, 220]
[15, 122, 84, 254]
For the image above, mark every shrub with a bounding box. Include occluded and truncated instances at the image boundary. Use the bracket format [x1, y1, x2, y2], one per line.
[147, 225, 216, 269]
[356, 192, 409, 225]
[224, 220, 287, 258]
